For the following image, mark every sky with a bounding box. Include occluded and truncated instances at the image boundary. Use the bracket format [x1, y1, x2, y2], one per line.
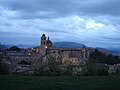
[0, 0, 120, 48]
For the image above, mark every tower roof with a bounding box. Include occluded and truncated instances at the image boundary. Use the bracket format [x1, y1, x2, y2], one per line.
[42, 34, 46, 37]
[46, 37, 52, 45]
[46, 37, 53, 45]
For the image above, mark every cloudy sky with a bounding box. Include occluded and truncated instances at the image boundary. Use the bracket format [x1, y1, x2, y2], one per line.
[0, 0, 120, 48]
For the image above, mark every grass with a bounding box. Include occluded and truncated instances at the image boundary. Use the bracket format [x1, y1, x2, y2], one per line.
[0, 76, 120, 90]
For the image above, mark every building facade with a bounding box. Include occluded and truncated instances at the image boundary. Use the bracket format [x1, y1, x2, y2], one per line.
[5, 51, 32, 63]
[35, 34, 90, 66]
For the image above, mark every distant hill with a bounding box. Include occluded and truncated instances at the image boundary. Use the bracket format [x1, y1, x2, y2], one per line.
[95, 47, 120, 56]
[1, 42, 85, 49]
[0, 44, 34, 50]
[1, 42, 120, 56]
[0, 44, 11, 51]
[53, 42, 85, 48]
[95, 47, 109, 52]
[106, 47, 120, 56]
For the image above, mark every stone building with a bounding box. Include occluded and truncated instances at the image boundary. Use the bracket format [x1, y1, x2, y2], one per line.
[35, 34, 90, 66]
[5, 51, 32, 63]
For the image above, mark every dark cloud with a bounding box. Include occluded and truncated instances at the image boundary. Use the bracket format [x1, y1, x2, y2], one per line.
[1, 0, 120, 19]
[0, 0, 120, 48]
[84, 0, 120, 16]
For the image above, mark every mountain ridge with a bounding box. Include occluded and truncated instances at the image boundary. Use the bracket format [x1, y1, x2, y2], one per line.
[53, 42, 85, 48]
[1, 42, 120, 56]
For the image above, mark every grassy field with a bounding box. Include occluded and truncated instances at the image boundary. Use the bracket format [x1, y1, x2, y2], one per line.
[0, 76, 120, 90]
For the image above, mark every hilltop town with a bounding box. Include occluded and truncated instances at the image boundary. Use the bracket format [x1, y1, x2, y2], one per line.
[0, 34, 120, 75]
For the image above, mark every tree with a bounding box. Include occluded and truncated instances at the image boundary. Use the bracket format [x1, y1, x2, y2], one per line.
[18, 60, 31, 65]
[89, 49, 120, 65]
[33, 55, 61, 76]
[0, 62, 9, 75]
[106, 54, 120, 65]
[62, 65, 74, 76]
[32, 56, 43, 75]
[82, 60, 108, 76]
[7, 46, 21, 52]
[114, 56, 120, 64]
[0, 54, 9, 75]
[89, 49, 101, 62]
[46, 55, 61, 76]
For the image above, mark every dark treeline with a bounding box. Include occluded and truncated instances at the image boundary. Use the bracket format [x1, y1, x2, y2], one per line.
[6, 46, 21, 52]
[0, 53, 9, 75]
[89, 49, 120, 65]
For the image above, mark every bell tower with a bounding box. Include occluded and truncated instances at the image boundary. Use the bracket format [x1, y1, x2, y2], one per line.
[41, 34, 46, 48]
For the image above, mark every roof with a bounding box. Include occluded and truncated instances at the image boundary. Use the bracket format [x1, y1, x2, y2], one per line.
[42, 34, 46, 37]
[46, 39, 53, 45]
[46, 37, 53, 45]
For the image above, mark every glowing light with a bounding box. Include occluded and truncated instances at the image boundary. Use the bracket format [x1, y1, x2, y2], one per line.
[28, 53, 31, 55]
[45, 46, 48, 48]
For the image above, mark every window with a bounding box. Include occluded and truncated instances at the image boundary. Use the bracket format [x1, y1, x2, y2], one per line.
[44, 37, 46, 40]
[44, 42, 45, 45]
[53, 51, 56, 53]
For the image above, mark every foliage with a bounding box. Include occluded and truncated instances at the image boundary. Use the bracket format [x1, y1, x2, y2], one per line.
[82, 61, 108, 76]
[46, 55, 61, 75]
[34, 55, 61, 76]
[0, 54, 9, 75]
[0, 62, 9, 75]
[33, 57, 43, 71]
[18, 60, 31, 65]
[89, 49, 120, 65]
[7, 46, 21, 52]
[62, 65, 74, 76]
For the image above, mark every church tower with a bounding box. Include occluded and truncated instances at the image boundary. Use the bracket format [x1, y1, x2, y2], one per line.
[41, 34, 46, 49]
